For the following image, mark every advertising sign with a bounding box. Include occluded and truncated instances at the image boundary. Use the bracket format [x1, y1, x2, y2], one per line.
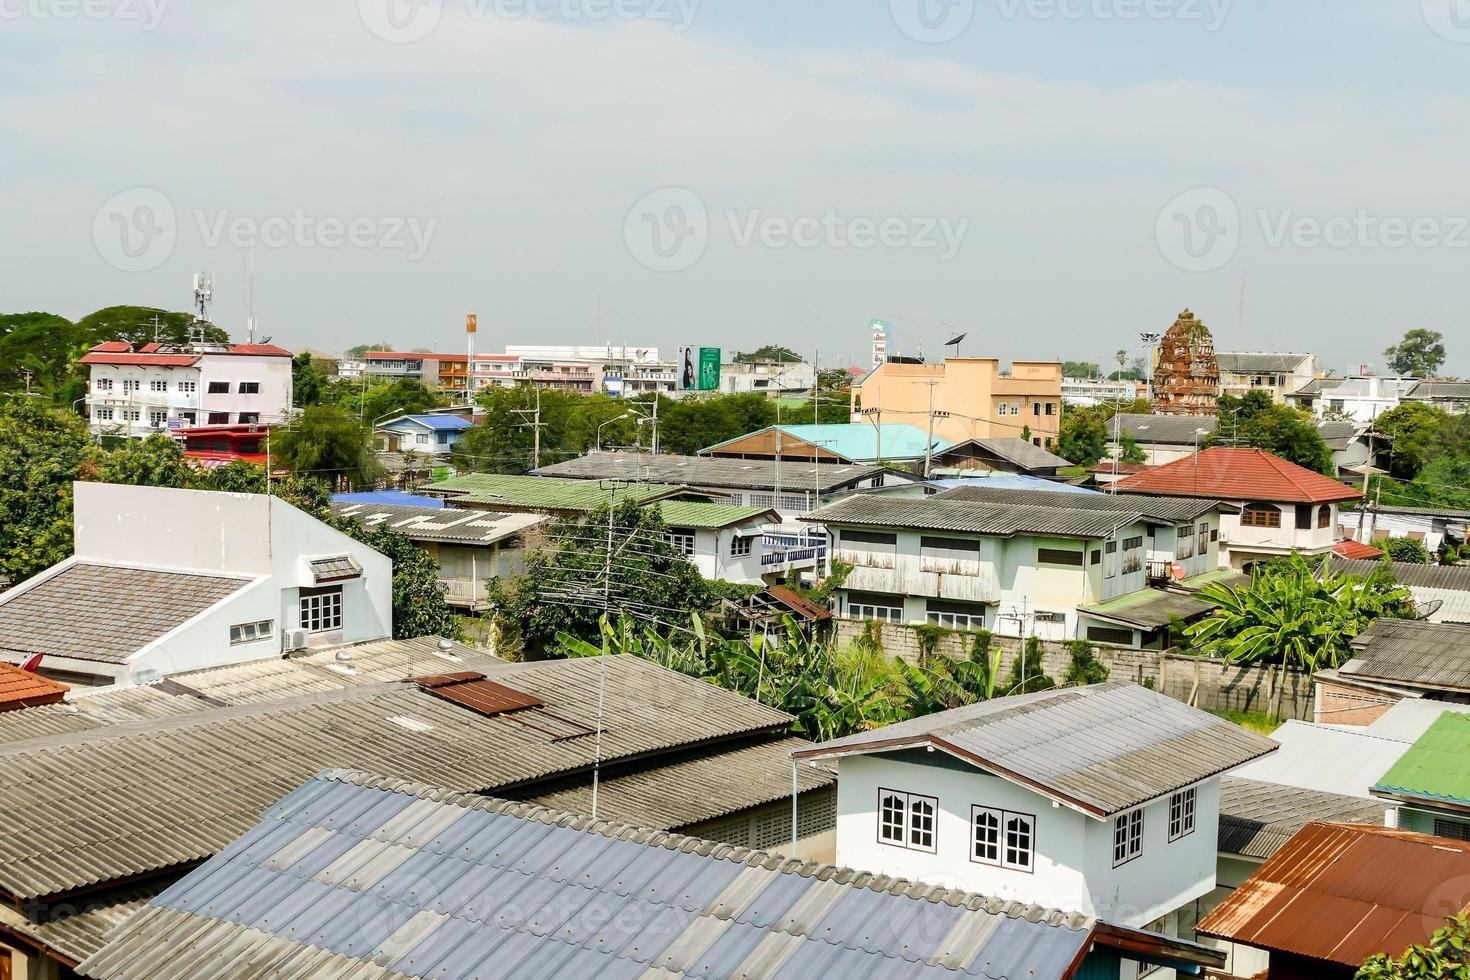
[871, 319, 891, 368]
[680, 347, 722, 391]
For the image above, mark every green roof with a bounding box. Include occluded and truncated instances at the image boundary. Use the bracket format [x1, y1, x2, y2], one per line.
[658, 502, 777, 530]
[423, 474, 693, 512]
[1373, 712, 1470, 806]
[1079, 589, 1217, 630]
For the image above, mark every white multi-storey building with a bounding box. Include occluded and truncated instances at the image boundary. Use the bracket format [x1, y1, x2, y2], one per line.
[81, 341, 294, 439]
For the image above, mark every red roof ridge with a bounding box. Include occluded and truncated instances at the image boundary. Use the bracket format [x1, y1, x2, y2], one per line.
[1115, 446, 1360, 504]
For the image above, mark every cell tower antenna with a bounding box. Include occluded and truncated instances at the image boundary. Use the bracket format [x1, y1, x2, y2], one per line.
[245, 249, 258, 345]
[193, 273, 214, 326]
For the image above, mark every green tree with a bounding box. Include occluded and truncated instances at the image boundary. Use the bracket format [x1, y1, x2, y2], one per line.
[273, 406, 383, 490]
[1056, 405, 1112, 466]
[1062, 361, 1102, 379]
[1383, 537, 1431, 565]
[735, 346, 803, 364]
[1376, 402, 1455, 479]
[292, 353, 325, 407]
[814, 369, 855, 425]
[1118, 433, 1147, 465]
[457, 386, 583, 473]
[346, 343, 393, 359]
[1212, 391, 1334, 474]
[0, 312, 93, 404]
[1063, 640, 1110, 686]
[1004, 637, 1056, 695]
[1384, 329, 1447, 378]
[94, 434, 195, 489]
[0, 400, 96, 584]
[492, 500, 713, 656]
[1357, 913, 1470, 979]
[1187, 555, 1414, 671]
[77, 306, 229, 346]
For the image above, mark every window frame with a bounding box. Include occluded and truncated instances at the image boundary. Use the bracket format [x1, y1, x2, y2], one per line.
[299, 586, 343, 634]
[207, 380, 231, 394]
[229, 620, 276, 646]
[1168, 787, 1197, 842]
[1113, 807, 1145, 867]
[239, 381, 261, 395]
[731, 535, 753, 559]
[1240, 504, 1282, 529]
[663, 528, 697, 557]
[877, 788, 938, 854]
[1317, 504, 1333, 530]
[971, 805, 1036, 873]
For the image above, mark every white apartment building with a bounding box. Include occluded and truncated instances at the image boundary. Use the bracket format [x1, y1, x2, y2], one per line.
[0, 483, 392, 687]
[1061, 377, 1148, 408]
[720, 359, 817, 395]
[793, 682, 1278, 969]
[1286, 375, 1417, 423]
[472, 346, 680, 396]
[82, 341, 294, 439]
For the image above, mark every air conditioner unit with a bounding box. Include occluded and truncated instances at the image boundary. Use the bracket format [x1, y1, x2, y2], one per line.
[284, 629, 309, 652]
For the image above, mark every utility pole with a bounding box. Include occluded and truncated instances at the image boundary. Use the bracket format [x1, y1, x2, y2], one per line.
[923, 381, 940, 479]
[1358, 415, 1377, 542]
[511, 388, 546, 471]
[591, 481, 617, 822]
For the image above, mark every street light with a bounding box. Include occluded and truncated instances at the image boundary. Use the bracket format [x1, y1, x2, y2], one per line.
[597, 413, 631, 453]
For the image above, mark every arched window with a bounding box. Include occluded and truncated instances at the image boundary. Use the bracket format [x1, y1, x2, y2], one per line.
[1318, 505, 1333, 529]
[879, 792, 905, 844]
[1004, 815, 1035, 872]
[973, 808, 1001, 865]
[1240, 504, 1282, 529]
[909, 796, 936, 851]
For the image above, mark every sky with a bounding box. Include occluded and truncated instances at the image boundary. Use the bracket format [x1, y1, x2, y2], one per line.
[1, 0, 1468, 374]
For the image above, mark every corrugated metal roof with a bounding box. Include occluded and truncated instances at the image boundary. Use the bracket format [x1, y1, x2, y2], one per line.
[0, 656, 796, 902]
[1315, 420, 1362, 451]
[0, 663, 68, 712]
[1115, 448, 1362, 504]
[1373, 711, 1470, 806]
[1216, 352, 1315, 374]
[795, 683, 1277, 817]
[332, 502, 549, 545]
[1343, 619, 1470, 691]
[1330, 559, 1470, 625]
[519, 738, 836, 831]
[537, 453, 892, 494]
[412, 672, 546, 717]
[703, 424, 952, 463]
[1079, 590, 1217, 630]
[1197, 822, 1470, 966]
[1230, 721, 1411, 799]
[936, 484, 1231, 523]
[1112, 414, 1218, 446]
[0, 885, 160, 966]
[1365, 699, 1470, 742]
[0, 563, 255, 665]
[658, 501, 778, 529]
[77, 769, 1096, 980]
[936, 438, 1072, 472]
[808, 494, 1154, 539]
[0, 686, 213, 744]
[1217, 778, 1389, 860]
[423, 474, 697, 513]
[1409, 381, 1470, 400]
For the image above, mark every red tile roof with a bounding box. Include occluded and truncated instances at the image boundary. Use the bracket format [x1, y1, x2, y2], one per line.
[1114, 447, 1362, 504]
[1089, 461, 1152, 475]
[225, 344, 293, 357]
[1334, 540, 1385, 561]
[1198, 822, 1470, 967]
[81, 343, 291, 366]
[0, 663, 69, 713]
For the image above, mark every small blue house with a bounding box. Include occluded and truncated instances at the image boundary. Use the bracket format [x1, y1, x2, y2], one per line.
[375, 414, 474, 456]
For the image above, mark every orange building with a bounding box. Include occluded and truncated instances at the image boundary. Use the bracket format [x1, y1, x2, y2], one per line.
[850, 358, 1063, 448]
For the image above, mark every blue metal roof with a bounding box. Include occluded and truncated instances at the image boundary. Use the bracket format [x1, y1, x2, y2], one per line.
[332, 490, 445, 508]
[708, 424, 952, 463]
[384, 414, 475, 432]
[928, 476, 1099, 495]
[79, 770, 1097, 980]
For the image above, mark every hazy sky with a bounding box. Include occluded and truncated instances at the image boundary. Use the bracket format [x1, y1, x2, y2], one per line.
[3, 1, 1467, 373]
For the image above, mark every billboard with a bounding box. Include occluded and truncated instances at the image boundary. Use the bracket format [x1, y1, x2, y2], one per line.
[680, 347, 722, 391]
[871, 319, 891, 367]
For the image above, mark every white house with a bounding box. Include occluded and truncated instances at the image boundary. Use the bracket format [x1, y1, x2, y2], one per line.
[808, 491, 1226, 647]
[373, 413, 475, 458]
[0, 483, 392, 687]
[1286, 375, 1417, 423]
[792, 682, 1278, 970]
[657, 502, 790, 584]
[1339, 502, 1469, 558]
[81, 341, 294, 439]
[719, 358, 818, 395]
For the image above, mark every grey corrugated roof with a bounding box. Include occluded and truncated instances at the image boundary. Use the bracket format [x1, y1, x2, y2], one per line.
[795, 683, 1277, 817]
[1316, 420, 1362, 451]
[1114, 414, 1218, 446]
[331, 502, 549, 545]
[1354, 502, 1470, 520]
[1409, 381, 1470, 401]
[937, 438, 1072, 472]
[1329, 559, 1470, 592]
[0, 656, 796, 902]
[807, 495, 1155, 539]
[1343, 619, 1470, 691]
[0, 563, 254, 665]
[1217, 777, 1388, 860]
[0, 686, 212, 744]
[78, 769, 1096, 980]
[1216, 352, 1314, 375]
[518, 738, 835, 831]
[536, 452, 892, 494]
[0, 885, 160, 965]
[937, 484, 1232, 523]
[1292, 377, 1345, 396]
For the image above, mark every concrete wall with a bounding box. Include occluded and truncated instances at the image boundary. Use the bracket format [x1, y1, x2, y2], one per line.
[855, 358, 1063, 446]
[832, 620, 1317, 720]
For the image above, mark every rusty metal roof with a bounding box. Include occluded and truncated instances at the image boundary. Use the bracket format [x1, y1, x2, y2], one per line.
[1197, 821, 1470, 966]
[410, 672, 546, 716]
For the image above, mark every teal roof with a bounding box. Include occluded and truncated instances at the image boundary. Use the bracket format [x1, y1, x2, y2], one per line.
[705, 424, 952, 463]
[1373, 712, 1470, 807]
[422, 474, 694, 512]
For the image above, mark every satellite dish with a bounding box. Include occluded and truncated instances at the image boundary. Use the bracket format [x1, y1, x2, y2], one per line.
[1416, 599, 1445, 621]
[944, 333, 969, 348]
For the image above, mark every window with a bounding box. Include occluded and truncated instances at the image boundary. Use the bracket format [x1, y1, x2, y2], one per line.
[1089, 626, 1135, 646]
[927, 601, 988, 631]
[238, 413, 260, 425]
[879, 790, 907, 845]
[663, 529, 696, 557]
[207, 412, 230, 425]
[1123, 536, 1144, 551]
[1004, 814, 1035, 872]
[416, 433, 430, 445]
[877, 789, 937, 852]
[1169, 788, 1196, 842]
[851, 601, 904, 623]
[149, 380, 168, 393]
[179, 381, 197, 395]
[1090, 549, 1101, 566]
[95, 378, 114, 391]
[300, 587, 343, 633]
[122, 379, 141, 393]
[1104, 540, 1119, 578]
[1045, 402, 1055, 416]
[207, 381, 230, 394]
[1318, 505, 1333, 530]
[1114, 808, 1144, 866]
[229, 620, 275, 645]
[1240, 504, 1282, 529]
[731, 536, 753, 558]
[1435, 818, 1470, 842]
[1038, 548, 1084, 567]
[909, 795, 936, 851]
[843, 530, 898, 546]
[973, 807, 1001, 864]
[997, 403, 1009, 416]
[94, 407, 114, 421]
[437, 433, 451, 445]
[1198, 524, 1209, 554]
[1033, 402, 1042, 417]
[239, 381, 261, 394]
[149, 411, 167, 428]
[972, 807, 1034, 872]
[123, 409, 140, 421]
